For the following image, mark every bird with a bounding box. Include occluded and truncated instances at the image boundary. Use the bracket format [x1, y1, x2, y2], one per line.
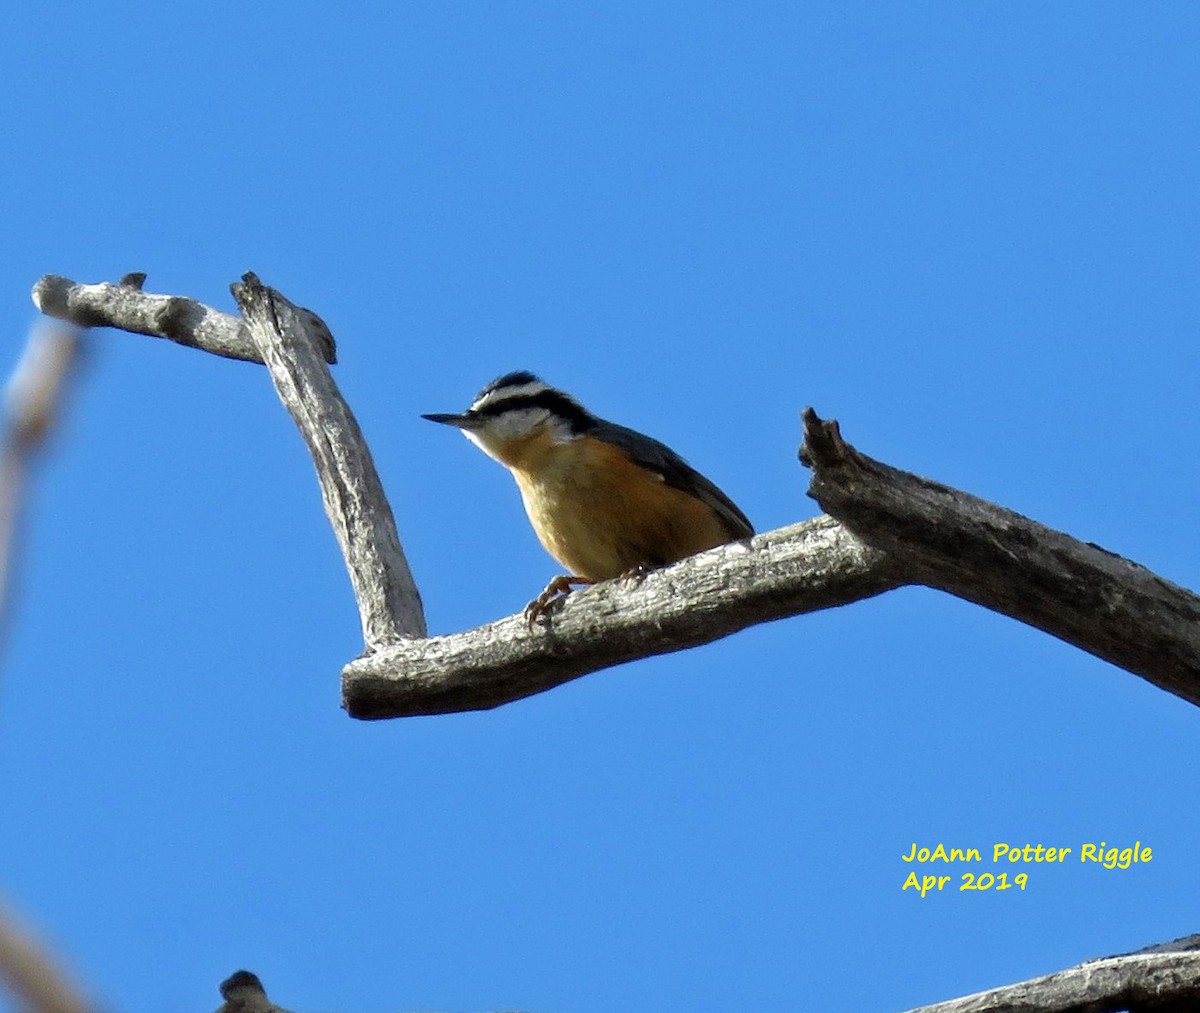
[423, 371, 753, 622]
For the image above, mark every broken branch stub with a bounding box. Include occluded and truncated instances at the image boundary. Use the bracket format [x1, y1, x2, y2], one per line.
[800, 408, 1200, 706]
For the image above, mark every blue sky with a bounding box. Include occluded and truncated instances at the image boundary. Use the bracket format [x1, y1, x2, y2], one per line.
[1, 2, 1198, 1011]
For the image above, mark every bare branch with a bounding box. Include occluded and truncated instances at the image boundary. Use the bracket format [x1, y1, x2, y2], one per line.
[31, 276, 1200, 717]
[0, 324, 84, 651]
[31, 274, 335, 366]
[347, 407, 1200, 719]
[5, 324, 82, 452]
[801, 409, 1200, 708]
[906, 943, 1200, 1013]
[342, 516, 901, 718]
[230, 273, 426, 644]
[0, 898, 93, 1013]
[0, 327, 97, 1013]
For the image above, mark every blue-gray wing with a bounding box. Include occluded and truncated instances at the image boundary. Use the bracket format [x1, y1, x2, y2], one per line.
[592, 420, 754, 539]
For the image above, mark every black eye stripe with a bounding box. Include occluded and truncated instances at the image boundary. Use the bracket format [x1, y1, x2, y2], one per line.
[472, 391, 595, 431]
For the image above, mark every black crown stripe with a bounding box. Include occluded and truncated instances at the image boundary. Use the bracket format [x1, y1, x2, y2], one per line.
[477, 370, 543, 401]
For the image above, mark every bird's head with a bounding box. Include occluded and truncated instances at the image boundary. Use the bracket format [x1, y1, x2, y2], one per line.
[423, 371, 595, 463]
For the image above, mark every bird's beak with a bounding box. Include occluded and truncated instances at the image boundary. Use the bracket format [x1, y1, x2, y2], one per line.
[422, 412, 480, 429]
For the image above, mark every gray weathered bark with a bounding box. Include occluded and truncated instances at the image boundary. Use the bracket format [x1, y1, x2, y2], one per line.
[802, 409, 1200, 707]
[32, 274, 334, 365]
[230, 274, 425, 644]
[906, 934, 1200, 1013]
[20, 277, 1200, 1011]
[343, 515, 899, 716]
[31, 273, 1200, 720]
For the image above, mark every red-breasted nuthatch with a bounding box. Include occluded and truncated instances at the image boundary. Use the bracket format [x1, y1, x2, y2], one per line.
[424, 372, 753, 621]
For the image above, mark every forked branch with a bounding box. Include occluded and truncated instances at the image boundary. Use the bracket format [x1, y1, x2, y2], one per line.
[343, 516, 899, 716]
[802, 409, 1200, 706]
[31, 273, 1200, 720]
[345, 409, 1200, 717]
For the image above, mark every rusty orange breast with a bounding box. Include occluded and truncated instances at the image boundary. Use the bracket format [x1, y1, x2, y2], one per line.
[509, 435, 736, 580]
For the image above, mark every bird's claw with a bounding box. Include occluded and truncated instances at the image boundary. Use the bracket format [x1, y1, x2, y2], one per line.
[524, 574, 595, 629]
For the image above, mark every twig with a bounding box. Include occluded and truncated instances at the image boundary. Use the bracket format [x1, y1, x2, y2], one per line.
[801, 409, 1200, 707]
[231, 274, 426, 645]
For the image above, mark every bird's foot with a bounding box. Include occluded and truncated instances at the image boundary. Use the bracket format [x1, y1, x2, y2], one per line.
[524, 574, 596, 628]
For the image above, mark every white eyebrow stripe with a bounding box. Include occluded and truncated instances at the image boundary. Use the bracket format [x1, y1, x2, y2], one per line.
[470, 380, 551, 411]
